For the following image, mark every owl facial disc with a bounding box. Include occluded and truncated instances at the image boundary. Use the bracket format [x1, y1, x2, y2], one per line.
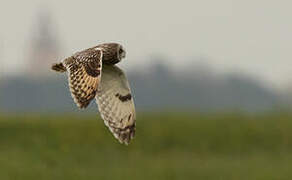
[118, 46, 126, 61]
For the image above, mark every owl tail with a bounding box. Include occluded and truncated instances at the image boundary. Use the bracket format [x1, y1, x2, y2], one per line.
[51, 63, 66, 73]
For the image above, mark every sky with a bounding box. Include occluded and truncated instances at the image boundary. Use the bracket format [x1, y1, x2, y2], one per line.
[0, 0, 291, 90]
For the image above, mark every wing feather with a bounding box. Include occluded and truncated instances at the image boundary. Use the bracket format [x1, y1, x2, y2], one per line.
[63, 48, 102, 108]
[96, 65, 136, 145]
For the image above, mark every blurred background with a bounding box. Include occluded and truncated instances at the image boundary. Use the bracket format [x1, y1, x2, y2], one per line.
[0, 0, 292, 179]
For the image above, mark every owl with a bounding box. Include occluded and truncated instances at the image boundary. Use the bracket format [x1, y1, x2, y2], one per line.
[51, 43, 136, 145]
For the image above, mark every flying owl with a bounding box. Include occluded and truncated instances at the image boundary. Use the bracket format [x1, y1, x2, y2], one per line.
[51, 43, 136, 145]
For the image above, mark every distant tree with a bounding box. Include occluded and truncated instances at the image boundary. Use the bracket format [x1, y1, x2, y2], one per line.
[26, 9, 61, 77]
[0, 40, 3, 79]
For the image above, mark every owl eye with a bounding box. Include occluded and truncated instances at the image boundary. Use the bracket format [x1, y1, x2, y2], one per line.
[119, 48, 124, 54]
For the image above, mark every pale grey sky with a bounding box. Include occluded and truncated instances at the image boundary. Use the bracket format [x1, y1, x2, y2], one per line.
[0, 0, 291, 89]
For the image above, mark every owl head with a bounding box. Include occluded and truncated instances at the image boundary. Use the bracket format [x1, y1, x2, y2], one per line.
[96, 43, 126, 65]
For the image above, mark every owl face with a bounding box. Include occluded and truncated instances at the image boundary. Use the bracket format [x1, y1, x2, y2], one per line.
[118, 45, 126, 61]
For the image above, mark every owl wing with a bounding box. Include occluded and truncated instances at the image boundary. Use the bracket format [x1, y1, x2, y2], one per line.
[63, 48, 102, 108]
[96, 65, 136, 145]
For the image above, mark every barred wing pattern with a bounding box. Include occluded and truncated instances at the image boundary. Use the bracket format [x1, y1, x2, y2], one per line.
[63, 48, 102, 108]
[96, 65, 136, 145]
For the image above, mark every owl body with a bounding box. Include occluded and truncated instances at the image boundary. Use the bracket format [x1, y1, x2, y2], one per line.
[51, 43, 135, 145]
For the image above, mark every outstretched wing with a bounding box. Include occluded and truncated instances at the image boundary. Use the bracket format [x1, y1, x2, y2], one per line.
[96, 65, 136, 145]
[63, 48, 102, 108]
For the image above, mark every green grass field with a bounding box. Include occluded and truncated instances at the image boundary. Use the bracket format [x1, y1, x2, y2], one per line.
[0, 112, 292, 179]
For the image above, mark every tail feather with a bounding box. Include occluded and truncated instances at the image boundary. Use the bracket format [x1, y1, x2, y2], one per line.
[51, 63, 66, 73]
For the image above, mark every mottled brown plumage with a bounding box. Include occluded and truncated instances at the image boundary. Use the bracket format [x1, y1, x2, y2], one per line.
[51, 43, 135, 145]
[65, 50, 102, 109]
[96, 43, 124, 65]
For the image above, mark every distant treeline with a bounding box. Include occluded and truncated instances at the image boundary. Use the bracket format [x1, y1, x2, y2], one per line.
[0, 63, 286, 112]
